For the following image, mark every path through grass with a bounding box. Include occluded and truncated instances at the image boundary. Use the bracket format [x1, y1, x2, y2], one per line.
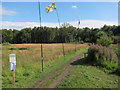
[2, 43, 88, 88]
[57, 58, 119, 88]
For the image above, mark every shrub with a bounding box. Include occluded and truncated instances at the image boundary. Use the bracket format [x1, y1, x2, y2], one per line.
[97, 36, 113, 47]
[2, 42, 10, 46]
[79, 40, 84, 44]
[112, 36, 120, 44]
[109, 44, 120, 57]
[86, 45, 118, 73]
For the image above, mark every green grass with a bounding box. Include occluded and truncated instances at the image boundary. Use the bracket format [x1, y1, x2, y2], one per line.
[2, 44, 88, 88]
[40, 64, 70, 88]
[57, 58, 119, 88]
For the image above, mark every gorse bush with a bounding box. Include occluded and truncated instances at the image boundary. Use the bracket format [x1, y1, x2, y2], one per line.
[97, 36, 113, 47]
[86, 45, 118, 73]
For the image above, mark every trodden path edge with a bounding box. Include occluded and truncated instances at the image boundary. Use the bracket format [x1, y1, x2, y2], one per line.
[34, 52, 86, 88]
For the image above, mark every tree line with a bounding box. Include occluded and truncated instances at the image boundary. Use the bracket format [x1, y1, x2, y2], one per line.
[1, 23, 120, 44]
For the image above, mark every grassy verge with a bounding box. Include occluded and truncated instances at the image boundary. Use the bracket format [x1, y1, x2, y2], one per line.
[2, 45, 88, 88]
[57, 57, 119, 88]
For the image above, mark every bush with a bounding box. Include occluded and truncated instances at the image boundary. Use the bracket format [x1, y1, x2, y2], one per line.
[2, 42, 10, 46]
[86, 45, 118, 73]
[109, 44, 120, 57]
[112, 36, 120, 44]
[97, 36, 113, 47]
[79, 40, 84, 44]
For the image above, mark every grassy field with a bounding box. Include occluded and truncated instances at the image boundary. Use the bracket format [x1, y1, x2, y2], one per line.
[2, 43, 88, 88]
[57, 57, 119, 88]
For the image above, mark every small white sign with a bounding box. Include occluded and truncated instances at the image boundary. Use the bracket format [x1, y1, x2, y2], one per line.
[9, 54, 16, 65]
[10, 62, 16, 70]
[9, 54, 16, 70]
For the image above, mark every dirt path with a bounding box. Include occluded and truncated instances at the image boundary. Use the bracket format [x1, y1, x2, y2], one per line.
[35, 53, 85, 88]
[47, 53, 84, 88]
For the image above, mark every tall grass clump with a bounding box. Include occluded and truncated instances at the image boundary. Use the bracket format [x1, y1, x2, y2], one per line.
[86, 45, 119, 74]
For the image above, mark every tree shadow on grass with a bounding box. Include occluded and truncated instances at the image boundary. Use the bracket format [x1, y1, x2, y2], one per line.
[8, 47, 28, 50]
[70, 57, 91, 66]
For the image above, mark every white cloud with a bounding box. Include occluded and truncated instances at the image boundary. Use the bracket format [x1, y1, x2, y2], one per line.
[0, 6, 16, 15]
[70, 20, 117, 28]
[0, 20, 117, 30]
[72, 6, 77, 8]
[1, 21, 59, 30]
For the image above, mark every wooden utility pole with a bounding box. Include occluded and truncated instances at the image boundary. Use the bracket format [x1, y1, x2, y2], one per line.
[12, 70, 15, 83]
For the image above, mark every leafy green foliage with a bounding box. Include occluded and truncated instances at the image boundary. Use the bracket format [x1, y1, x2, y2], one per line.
[79, 40, 84, 44]
[2, 42, 11, 46]
[112, 36, 120, 44]
[109, 44, 120, 57]
[2, 29, 13, 43]
[86, 45, 118, 74]
[97, 36, 113, 47]
[1, 24, 119, 44]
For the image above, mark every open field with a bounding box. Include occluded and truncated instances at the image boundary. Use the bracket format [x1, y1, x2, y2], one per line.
[2, 43, 88, 88]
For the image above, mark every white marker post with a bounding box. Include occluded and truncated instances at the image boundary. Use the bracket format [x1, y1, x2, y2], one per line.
[9, 54, 16, 83]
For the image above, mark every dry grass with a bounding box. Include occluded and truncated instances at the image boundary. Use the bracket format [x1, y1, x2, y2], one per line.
[2, 43, 88, 69]
[2, 43, 88, 88]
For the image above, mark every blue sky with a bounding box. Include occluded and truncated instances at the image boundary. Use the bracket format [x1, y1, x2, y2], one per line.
[1, 2, 118, 29]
